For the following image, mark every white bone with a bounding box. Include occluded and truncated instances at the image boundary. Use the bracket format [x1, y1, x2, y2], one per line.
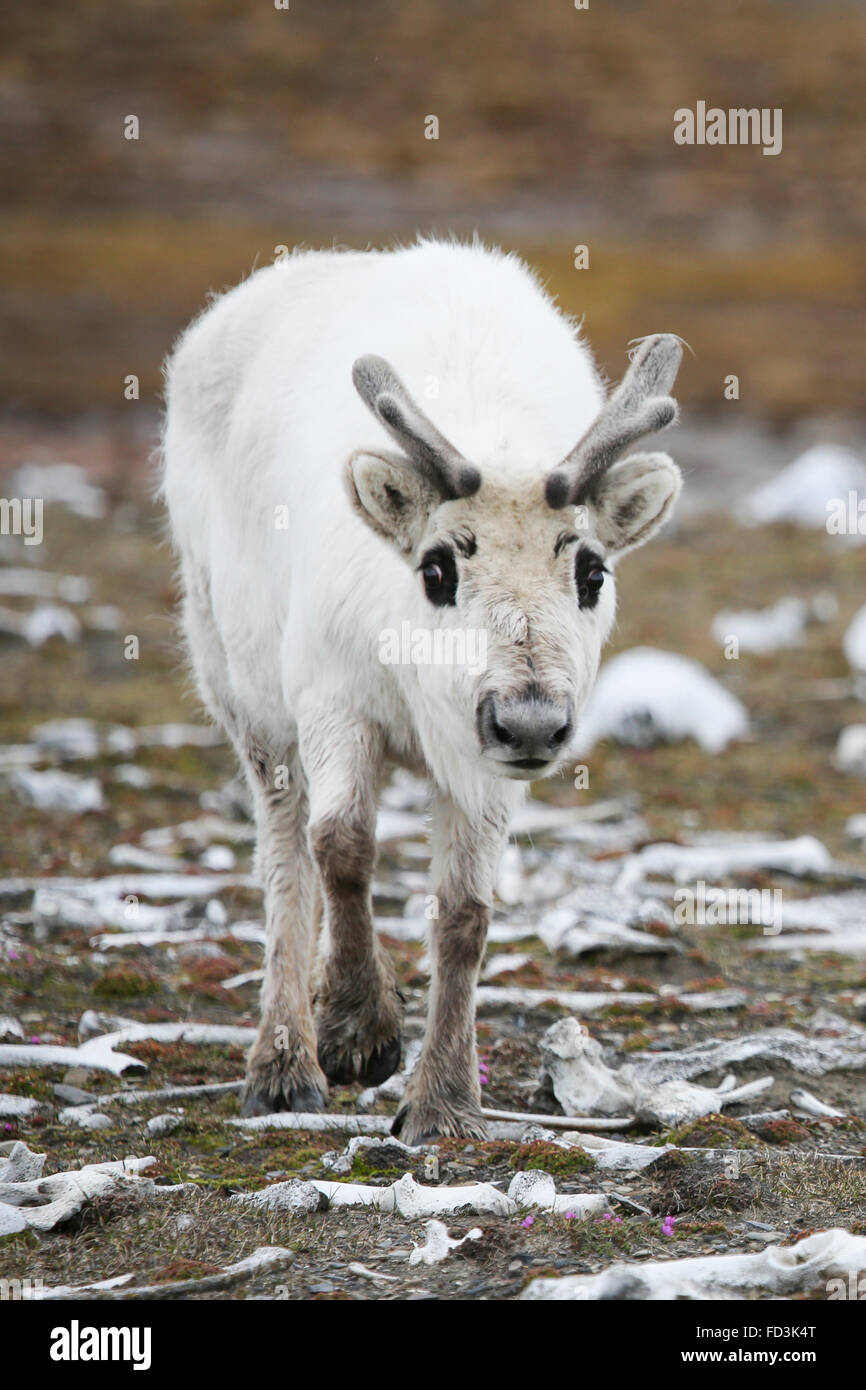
[522, 1228, 866, 1301]
[409, 1220, 482, 1265]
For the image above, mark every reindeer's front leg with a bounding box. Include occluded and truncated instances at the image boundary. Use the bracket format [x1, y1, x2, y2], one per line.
[393, 790, 511, 1145]
[300, 704, 404, 1088]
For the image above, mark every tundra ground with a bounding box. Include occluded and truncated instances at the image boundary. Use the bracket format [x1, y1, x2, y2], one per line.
[0, 438, 864, 1299]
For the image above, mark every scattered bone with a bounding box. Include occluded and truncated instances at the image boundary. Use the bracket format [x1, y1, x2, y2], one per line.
[537, 908, 679, 958]
[136, 724, 223, 749]
[145, 1113, 183, 1137]
[574, 647, 749, 755]
[108, 844, 181, 872]
[199, 844, 236, 871]
[738, 443, 866, 533]
[558, 1133, 672, 1171]
[482, 1106, 633, 1133]
[311, 1179, 396, 1211]
[60, 1078, 242, 1124]
[0, 1155, 156, 1236]
[2, 1020, 256, 1079]
[633, 1023, 866, 1084]
[11, 768, 103, 814]
[521, 1228, 866, 1301]
[232, 1112, 396, 1136]
[91, 922, 265, 951]
[230, 1179, 327, 1214]
[509, 798, 634, 838]
[0, 1014, 24, 1043]
[478, 985, 653, 1013]
[35, 1246, 296, 1301]
[630, 1024, 866, 1084]
[0, 567, 91, 603]
[85, 603, 122, 631]
[7, 461, 107, 519]
[320, 1135, 432, 1175]
[507, 1170, 607, 1217]
[835, 725, 866, 776]
[496, 845, 574, 907]
[409, 1220, 483, 1265]
[20, 603, 82, 646]
[773, 890, 866, 935]
[844, 603, 866, 674]
[28, 871, 255, 936]
[846, 814, 866, 844]
[617, 834, 831, 892]
[539, 1018, 772, 1126]
[481, 952, 533, 980]
[477, 985, 744, 1016]
[711, 597, 808, 655]
[113, 764, 152, 789]
[346, 1262, 399, 1282]
[790, 1088, 846, 1119]
[0, 1141, 46, 1182]
[0, 1093, 51, 1119]
[392, 1173, 514, 1218]
[221, 968, 264, 989]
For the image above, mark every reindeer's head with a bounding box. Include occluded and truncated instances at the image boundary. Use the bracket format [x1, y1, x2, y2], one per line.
[347, 336, 682, 781]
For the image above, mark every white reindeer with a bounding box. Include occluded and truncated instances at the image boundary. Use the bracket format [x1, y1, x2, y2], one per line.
[161, 239, 682, 1144]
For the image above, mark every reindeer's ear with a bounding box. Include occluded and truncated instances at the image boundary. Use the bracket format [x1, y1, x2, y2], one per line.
[345, 449, 440, 553]
[591, 452, 682, 555]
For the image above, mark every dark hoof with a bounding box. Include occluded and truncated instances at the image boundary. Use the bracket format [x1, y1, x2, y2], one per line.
[319, 1034, 402, 1088]
[391, 1105, 440, 1145]
[288, 1084, 329, 1113]
[317, 1050, 356, 1086]
[358, 1035, 402, 1087]
[240, 1083, 328, 1117]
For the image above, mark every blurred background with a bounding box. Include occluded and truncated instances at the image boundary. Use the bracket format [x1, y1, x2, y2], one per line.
[0, 0, 864, 864]
[1, 0, 864, 427]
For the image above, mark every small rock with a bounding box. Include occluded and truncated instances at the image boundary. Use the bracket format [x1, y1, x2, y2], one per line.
[53, 1083, 97, 1106]
[835, 725, 866, 775]
[146, 1113, 182, 1137]
[229, 1179, 327, 1214]
[0, 1016, 24, 1044]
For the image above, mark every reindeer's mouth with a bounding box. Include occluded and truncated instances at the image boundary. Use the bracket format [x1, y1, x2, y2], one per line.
[488, 752, 558, 781]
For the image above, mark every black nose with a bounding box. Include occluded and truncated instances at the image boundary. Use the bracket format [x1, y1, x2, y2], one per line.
[477, 692, 574, 766]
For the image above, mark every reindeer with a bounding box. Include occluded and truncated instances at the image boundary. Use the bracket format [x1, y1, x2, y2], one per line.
[161, 240, 682, 1144]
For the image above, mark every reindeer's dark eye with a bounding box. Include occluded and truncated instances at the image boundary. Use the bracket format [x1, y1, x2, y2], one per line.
[575, 548, 608, 611]
[419, 547, 458, 607]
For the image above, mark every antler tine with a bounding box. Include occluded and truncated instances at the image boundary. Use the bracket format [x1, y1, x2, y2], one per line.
[353, 354, 481, 500]
[545, 334, 682, 510]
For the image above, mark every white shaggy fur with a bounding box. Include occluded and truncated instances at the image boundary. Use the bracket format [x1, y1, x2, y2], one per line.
[161, 238, 682, 1142]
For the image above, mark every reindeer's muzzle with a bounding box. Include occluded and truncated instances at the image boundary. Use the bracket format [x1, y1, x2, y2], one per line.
[477, 690, 574, 775]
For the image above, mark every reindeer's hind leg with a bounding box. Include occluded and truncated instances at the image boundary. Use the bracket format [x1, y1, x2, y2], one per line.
[180, 579, 326, 1115]
[240, 751, 328, 1115]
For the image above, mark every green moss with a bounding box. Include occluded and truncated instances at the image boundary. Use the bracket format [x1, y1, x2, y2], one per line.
[760, 1118, 811, 1145]
[662, 1113, 759, 1150]
[509, 1141, 594, 1175]
[93, 967, 160, 999]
